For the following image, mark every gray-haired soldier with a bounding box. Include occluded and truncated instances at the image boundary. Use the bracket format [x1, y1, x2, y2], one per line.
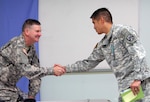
[0, 19, 65, 102]
[56, 8, 150, 102]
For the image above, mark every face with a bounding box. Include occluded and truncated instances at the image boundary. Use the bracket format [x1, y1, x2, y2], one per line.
[25, 24, 41, 45]
[92, 18, 104, 34]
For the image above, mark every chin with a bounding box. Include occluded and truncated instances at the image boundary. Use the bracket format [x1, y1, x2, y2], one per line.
[98, 32, 104, 35]
[35, 39, 39, 42]
[35, 38, 40, 42]
[96, 31, 101, 34]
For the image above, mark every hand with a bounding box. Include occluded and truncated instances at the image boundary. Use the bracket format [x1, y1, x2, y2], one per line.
[53, 64, 66, 76]
[28, 96, 35, 99]
[24, 98, 36, 102]
[130, 80, 141, 95]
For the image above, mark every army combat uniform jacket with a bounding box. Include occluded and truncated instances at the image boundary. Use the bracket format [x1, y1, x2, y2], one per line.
[65, 24, 150, 93]
[0, 35, 53, 102]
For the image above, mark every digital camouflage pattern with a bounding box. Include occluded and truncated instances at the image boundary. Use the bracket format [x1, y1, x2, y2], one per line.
[65, 24, 150, 102]
[0, 34, 53, 102]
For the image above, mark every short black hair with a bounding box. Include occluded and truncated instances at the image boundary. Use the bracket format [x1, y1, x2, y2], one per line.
[22, 19, 41, 32]
[90, 8, 113, 23]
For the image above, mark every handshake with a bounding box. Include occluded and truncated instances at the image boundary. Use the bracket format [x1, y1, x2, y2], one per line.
[53, 64, 66, 76]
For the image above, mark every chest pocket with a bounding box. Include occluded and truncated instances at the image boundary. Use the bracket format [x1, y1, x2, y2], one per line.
[113, 39, 127, 60]
[20, 50, 28, 64]
[101, 44, 111, 61]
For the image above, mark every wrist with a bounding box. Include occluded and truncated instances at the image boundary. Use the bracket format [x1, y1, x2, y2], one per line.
[134, 80, 141, 83]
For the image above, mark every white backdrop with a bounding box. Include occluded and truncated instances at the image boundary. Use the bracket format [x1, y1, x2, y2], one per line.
[39, 0, 139, 70]
[38, 0, 139, 102]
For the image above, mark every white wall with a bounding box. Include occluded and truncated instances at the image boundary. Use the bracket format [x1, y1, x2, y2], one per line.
[38, 0, 139, 102]
[38, 0, 139, 70]
[40, 73, 118, 102]
[139, 0, 150, 65]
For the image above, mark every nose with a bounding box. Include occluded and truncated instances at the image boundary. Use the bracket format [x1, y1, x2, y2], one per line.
[38, 32, 42, 36]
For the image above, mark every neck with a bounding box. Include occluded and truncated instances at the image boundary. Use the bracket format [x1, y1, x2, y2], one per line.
[105, 23, 113, 34]
[23, 33, 33, 47]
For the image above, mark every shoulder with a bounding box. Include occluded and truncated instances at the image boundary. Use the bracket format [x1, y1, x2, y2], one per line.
[1, 36, 18, 50]
[1, 35, 25, 51]
[11, 35, 25, 48]
[116, 25, 139, 44]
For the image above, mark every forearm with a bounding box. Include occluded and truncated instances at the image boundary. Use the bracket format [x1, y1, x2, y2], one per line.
[65, 59, 100, 73]
[65, 44, 104, 73]
[28, 78, 41, 98]
[19, 64, 54, 79]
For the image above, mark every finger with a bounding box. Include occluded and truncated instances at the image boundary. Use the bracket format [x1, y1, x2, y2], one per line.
[134, 88, 139, 95]
[63, 67, 66, 71]
[131, 87, 135, 95]
[58, 71, 64, 76]
[61, 67, 66, 72]
[57, 67, 66, 73]
[54, 67, 66, 76]
[54, 64, 63, 67]
[61, 68, 66, 73]
[54, 64, 60, 67]
[131, 87, 139, 95]
[54, 73, 59, 76]
[58, 69, 65, 75]
[53, 68, 62, 76]
[55, 72, 61, 76]
[57, 65, 66, 71]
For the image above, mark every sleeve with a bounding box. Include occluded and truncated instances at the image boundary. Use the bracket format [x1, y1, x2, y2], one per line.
[17, 48, 54, 79]
[1, 43, 54, 80]
[0, 38, 54, 98]
[122, 27, 150, 81]
[28, 48, 41, 97]
[65, 43, 105, 73]
[28, 78, 41, 97]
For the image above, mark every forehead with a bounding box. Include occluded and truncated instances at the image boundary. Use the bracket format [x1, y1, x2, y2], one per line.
[30, 24, 41, 30]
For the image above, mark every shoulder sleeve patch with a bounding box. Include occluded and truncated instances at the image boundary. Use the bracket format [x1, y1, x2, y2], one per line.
[124, 29, 137, 44]
[125, 33, 137, 44]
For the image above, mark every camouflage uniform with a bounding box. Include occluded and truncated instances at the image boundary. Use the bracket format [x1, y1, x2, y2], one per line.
[0, 35, 53, 102]
[65, 24, 150, 102]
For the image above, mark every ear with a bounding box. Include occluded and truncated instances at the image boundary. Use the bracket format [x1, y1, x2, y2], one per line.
[24, 28, 30, 36]
[100, 17, 105, 24]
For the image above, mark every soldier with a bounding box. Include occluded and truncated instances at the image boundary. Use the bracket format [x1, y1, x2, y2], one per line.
[56, 8, 150, 102]
[0, 19, 65, 102]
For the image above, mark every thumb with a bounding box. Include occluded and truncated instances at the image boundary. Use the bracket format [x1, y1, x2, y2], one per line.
[54, 64, 63, 67]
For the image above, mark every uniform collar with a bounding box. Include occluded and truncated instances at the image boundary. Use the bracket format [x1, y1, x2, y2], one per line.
[17, 34, 26, 48]
[102, 25, 114, 46]
[20, 34, 32, 49]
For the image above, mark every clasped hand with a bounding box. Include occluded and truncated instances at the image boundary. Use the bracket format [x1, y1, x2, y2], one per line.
[130, 80, 141, 95]
[53, 64, 66, 76]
